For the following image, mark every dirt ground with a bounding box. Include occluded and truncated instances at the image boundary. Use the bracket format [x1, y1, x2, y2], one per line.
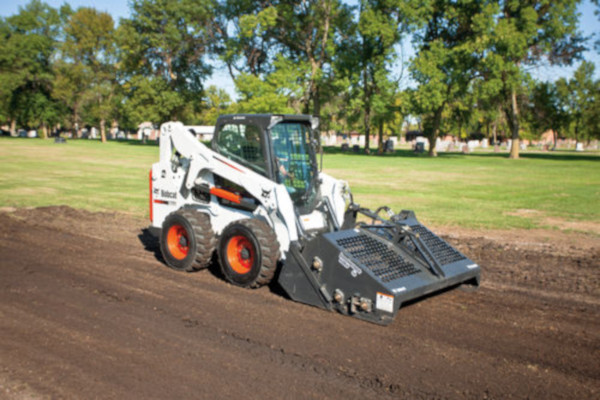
[1, 206, 598, 400]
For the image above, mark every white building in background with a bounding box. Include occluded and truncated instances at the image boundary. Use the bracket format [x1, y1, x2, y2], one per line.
[137, 121, 157, 140]
[187, 126, 215, 142]
[136, 122, 214, 142]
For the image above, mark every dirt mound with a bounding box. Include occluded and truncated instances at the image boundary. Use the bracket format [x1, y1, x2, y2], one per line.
[1, 206, 598, 399]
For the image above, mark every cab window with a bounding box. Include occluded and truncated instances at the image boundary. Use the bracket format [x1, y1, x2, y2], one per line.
[270, 122, 318, 208]
[216, 123, 267, 175]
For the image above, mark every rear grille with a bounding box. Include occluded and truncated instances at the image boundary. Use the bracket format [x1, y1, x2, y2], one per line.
[410, 225, 465, 266]
[337, 234, 420, 282]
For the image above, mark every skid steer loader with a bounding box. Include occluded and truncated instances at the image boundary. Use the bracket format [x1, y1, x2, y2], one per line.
[149, 114, 480, 325]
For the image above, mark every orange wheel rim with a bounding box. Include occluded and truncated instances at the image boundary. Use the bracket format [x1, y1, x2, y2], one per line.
[226, 235, 255, 274]
[167, 224, 189, 260]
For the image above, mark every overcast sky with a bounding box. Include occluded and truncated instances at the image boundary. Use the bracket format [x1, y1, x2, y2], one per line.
[1, 0, 599, 99]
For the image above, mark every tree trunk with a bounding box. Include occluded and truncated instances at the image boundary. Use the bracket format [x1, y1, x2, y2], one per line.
[363, 70, 371, 154]
[305, 58, 317, 115]
[398, 117, 404, 142]
[310, 0, 329, 120]
[552, 130, 558, 150]
[10, 119, 16, 136]
[508, 88, 520, 159]
[492, 119, 497, 145]
[427, 106, 443, 157]
[303, 88, 311, 114]
[40, 123, 48, 139]
[73, 108, 81, 138]
[100, 119, 107, 143]
[377, 121, 384, 154]
[313, 85, 321, 119]
[364, 108, 371, 154]
[166, 54, 176, 81]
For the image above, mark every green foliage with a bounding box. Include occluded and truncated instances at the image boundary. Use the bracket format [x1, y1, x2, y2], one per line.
[52, 60, 86, 130]
[524, 61, 599, 147]
[217, 0, 353, 120]
[336, 0, 414, 152]
[0, 0, 63, 133]
[120, 76, 184, 128]
[54, 7, 118, 140]
[483, 0, 585, 158]
[233, 56, 306, 114]
[215, 1, 278, 76]
[559, 61, 600, 142]
[0, 0, 592, 149]
[196, 85, 232, 125]
[63, 7, 114, 65]
[527, 80, 569, 143]
[118, 0, 217, 123]
[409, 0, 489, 155]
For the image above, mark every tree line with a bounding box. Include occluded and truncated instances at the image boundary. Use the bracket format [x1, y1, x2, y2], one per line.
[1, 0, 599, 158]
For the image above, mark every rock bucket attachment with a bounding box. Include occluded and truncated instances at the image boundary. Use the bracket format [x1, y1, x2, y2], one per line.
[278, 209, 481, 325]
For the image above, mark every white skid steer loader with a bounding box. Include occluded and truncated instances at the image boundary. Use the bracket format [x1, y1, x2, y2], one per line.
[149, 114, 480, 325]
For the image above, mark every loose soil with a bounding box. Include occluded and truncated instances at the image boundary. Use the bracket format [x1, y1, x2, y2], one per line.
[1, 206, 598, 399]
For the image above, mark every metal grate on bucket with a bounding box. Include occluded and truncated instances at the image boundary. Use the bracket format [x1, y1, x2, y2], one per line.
[410, 225, 465, 266]
[337, 234, 420, 282]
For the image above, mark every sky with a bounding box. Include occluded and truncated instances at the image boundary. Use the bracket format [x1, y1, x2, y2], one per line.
[1, 0, 599, 99]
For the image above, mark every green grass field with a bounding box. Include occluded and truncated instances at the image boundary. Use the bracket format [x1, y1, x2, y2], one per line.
[1, 137, 599, 232]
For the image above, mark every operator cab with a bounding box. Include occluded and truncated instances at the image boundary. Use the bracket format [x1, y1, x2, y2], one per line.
[212, 114, 321, 215]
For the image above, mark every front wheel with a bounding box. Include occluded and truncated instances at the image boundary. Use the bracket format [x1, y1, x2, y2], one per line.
[218, 219, 280, 288]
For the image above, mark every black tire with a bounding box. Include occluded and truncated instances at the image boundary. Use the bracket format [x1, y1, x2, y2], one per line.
[160, 209, 216, 272]
[217, 219, 280, 288]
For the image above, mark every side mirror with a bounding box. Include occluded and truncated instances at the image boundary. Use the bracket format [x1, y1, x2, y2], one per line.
[310, 116, 320, 131]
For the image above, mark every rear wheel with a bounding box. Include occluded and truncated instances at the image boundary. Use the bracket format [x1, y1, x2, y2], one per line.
[218, 219, 280, 288]
[160, 209, 216, 272]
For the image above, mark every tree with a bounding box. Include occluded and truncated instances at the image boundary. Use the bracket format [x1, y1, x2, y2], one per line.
[0, 0, 64, 137]
[196, 85, 232, 125]
[271, 0, 351, 117]
[233, 55, 305, 114]
[214, 2, 278, 78]
[371, 69, 402, 153]
[527, 80, 568, 148]
[409, 0, 491, 156]
[54, 7, 117, 142]
[585, 83, 600, 142]
[120, 75, 184, 128]
[484, 0, 585, 159]
[471, 75, 507, 145]
[338, 0, 418, 153]
[556, 61, 599, 145]
[52, 60, 85, 135]
[118, 0, 217, 123]
[216, 0, 352, 123]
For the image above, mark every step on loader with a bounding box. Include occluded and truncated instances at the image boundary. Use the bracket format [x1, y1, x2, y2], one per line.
[149, 114, 480, 325]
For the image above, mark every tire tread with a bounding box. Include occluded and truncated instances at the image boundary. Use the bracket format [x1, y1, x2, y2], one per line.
[177, 209, 216, 271]
[220, 218, 280, 288]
